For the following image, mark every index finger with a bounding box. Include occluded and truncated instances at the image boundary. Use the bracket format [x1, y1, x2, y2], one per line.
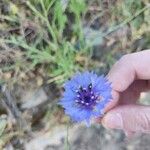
[108, 50, 150, 92]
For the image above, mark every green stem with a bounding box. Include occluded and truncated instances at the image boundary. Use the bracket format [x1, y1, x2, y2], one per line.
[64, 122, 70, 150]
[104, 4, 150, 36]
[26, 1, 57, 45]
[46, 0, 56, 14]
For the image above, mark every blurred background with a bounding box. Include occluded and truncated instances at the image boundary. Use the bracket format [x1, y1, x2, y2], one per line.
[0, 0, 150, 149]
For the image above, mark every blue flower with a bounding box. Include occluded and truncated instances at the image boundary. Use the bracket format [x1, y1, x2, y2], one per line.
[59, 71, 112, 126]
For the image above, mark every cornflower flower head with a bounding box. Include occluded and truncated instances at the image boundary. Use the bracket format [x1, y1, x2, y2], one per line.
[59, 71, 112, 126]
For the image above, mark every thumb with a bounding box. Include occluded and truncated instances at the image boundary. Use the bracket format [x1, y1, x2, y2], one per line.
[102, 105, 150, 133]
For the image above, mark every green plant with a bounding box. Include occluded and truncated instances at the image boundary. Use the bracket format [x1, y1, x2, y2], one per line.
[1, 0, 89, 84]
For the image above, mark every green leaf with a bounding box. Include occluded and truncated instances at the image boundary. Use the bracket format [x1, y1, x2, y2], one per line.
[54, 1, 67, 33]
[0, 118, 7, 137]
[69, 0, 86, 16]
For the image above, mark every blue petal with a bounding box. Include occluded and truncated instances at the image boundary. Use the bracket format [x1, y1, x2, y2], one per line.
[64, 80, 79, 91]
[100, 90, 112, 100]
[63, 90, 76, 100]
[65, 107, 92, 122]
[59, 100, 74, 108]
[95, 81, 111, 92]
[73, 72, 91, 88]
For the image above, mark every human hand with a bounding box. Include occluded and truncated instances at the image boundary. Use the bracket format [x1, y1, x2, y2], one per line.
[101, 50, 150, 135]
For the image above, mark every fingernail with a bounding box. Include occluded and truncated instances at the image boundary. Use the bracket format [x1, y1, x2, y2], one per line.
[103, 113, 123, 129]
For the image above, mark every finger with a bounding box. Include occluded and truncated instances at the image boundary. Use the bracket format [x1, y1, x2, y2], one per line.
[107, 50, 150, 92]
[117, 80, 150, 104]
[102, 104, 150, 133]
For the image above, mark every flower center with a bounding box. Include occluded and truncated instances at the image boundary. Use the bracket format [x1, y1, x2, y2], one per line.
[75, 83, 100, 108]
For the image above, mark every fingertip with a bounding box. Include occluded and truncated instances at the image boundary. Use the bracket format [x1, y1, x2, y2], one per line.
[102, 112, 123, 129]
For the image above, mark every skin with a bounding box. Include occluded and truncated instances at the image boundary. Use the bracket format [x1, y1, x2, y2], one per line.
[100, 50, 150, 135]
